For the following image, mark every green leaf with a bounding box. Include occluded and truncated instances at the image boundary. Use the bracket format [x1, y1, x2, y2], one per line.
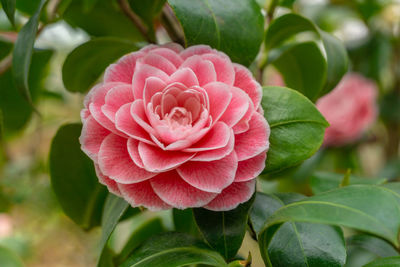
[62, 37, 139, 93]
[12, 0, 46, 105]
[193, 194, 255, 260]
[49, 123, 108, 230]
[0, 245, 24, 267]
[62, 0, 144, 42]
[310, 171, 387, 194]
[117, 217, 165, 264]
[250, 192, 346, 267]
[261, 86, 328, 174]
[0, 48, 52, 135]
[173, 208, 198, 235]
[259, 185, 400, 266]
[98, 194, 129, 267]
[265, 13, 348, 97]
[128, 0, 166, 38]
[120, 232, 227, 267]
[168, 0, 264, 66]
[0, 0, 15, 25]
[363, 256, 400, 267]
[272, 42, 327, 101]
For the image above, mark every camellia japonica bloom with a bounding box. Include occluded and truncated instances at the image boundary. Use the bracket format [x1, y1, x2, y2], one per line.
[316, 73, 377, 146]
[79, 43, 270, 211]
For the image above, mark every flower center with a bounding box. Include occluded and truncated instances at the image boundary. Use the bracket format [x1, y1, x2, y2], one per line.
[164, 107, 192, 129]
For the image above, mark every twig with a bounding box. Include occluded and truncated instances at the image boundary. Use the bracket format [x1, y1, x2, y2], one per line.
[161, 5, 185, 46]
[267, 0, 279, 23]
[117, 0, 154, 43]
[0, 54, 12, 76]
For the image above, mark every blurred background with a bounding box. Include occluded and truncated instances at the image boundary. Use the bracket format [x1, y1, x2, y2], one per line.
[0, 0, 399, 266]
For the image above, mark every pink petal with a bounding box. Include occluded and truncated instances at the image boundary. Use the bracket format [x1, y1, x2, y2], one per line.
[80, 115, 110, 161]
[181, 55, 217, 86]
[127, 138, 145, 168]
[219, 86, 250, 127]
[140, 53, 177, 75]
[235, 112, 270, 161]
[235, 152, 267, 182]
[102, 84, 134, 122]
[184, 122, 231, 152]
[201, 53, 235, 85]
[118, 180, 171, 211]
[180, 45, 213, 59]
[204, 180, 256, 211]
[143, 77, 167, 105]
[132, 62, 169, 100]
[138, 142, 195, 172]
[95, 164, 121, 196]
[104, 51, 145, 84]
[191, 130, 234, 161]
[115, 103, 154, 145]
[150, 171, 217, 209]
[168, 68, 199, 88]
[232, 102, 254, 134]
[203, 82, 232, 123]
[233, 63, 262, 108]
[131, 100, 158, 136]
[177, 150, 238, 193]
[98, 134, 156, 184]
[90, 102, 125, 137]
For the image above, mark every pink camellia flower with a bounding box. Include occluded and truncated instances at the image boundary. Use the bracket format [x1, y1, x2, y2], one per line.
[316, 73, 377, 146]
[80, 44, 270, 211]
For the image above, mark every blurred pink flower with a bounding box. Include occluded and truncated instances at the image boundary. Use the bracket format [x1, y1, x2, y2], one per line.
[80, 44, 270, 211]
[0, 214, 13, 238]
[316, 73, 377, 146]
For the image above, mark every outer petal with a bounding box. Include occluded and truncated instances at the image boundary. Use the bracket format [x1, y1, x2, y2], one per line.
[104, 51, 146, 83]
[177, 150, 238, 193]
[150, 171, 217, 209]
[204, 180, 256, 211]
[233, 63, 262, 108]
[102, 84, 134, 122]
[98, 134, 156, 184]
[180, 55, 217, 86]
[218, 86, 250, 128]
[180, 45, 213, 59]
[183, 122, 231, 152]
[95, 164, 121, 196]
[191, 130, 234, 162]
[138, 142, 195, 172]
[118, 180, 171, 211]
[235, 152, 266, 182]
[139, 53, 177, 75]
[234, 112, 270, 161]
[202, 82, 232, 123]
[132, 62, 169, 100]
[201, 53, 235, 85]
[127, 138, 145, 168]
[80, 115, 110, 161]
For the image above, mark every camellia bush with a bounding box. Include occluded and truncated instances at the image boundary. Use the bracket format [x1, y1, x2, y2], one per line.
[1, 0, 400, 266]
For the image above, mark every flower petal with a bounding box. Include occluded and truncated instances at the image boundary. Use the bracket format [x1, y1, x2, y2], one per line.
[168, 67, 199, 88]
[80, 115, 110, 161]
[143, 77, 167, 105]
[191, 130, 234, 161]
[235, 152, 266, 182]
[132, 62, 169, 100]
[177, 150, 238, 193]
[181, 55, 217, 86]
[127, 138, 145, 168]
[202, 82, 232, 123]
[219, 86, 250, 127]
[104, 51, 146, 83]
[201, 53, 235, 85]
[95, 164, 121, 196]
[150, 171, 217, 209]
[180, 45, 213, 59]
[139, 53, 177, 75]
[102, 84, 134, 122]
[184, 122, 231, 152]
[233, 63, 262, 108]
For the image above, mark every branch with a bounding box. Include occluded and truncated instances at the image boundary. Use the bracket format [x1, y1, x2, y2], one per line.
[161, 5, 185, 46]
[117, 0, 154, 43]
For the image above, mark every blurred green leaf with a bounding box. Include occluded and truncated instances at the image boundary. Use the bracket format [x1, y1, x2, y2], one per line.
[15, 0, 41, 16]
[0, 0, 15, 25]
[62, 37, 139, 93]
[310, 171, 387, 194]
[120, 232, 227, 267]
[173, 208, 198, 235]
[193, 194, 255, 260]
[0, 245, 23, 267]
[12, 0, 46, 105]
[261, 86, 328, 174]
[49, 123, 108, 230]
[98, 194, 129, 267]
[250, 192, 346, 267]
[363, 256, 400, 267]
[259, 184, 400, 266]
[168, 0, 264, 66]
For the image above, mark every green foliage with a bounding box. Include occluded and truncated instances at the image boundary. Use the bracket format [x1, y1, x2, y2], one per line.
[173, 208, 198, 235]
[62, 37, 139, 93]
[363, 256, 400, 267]
[49, 123, 108, 230]
[0, 0, 15, 25]
[168, 0, 264, 66]
[0, 245, 24, 267]
[262, 86, 328, 173]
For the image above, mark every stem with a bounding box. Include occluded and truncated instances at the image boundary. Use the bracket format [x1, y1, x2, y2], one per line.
[267, 0, 279, 23]
[0, 54, 12, 76]
[117, 0, 154, 43]
[161, 5, 185, 46]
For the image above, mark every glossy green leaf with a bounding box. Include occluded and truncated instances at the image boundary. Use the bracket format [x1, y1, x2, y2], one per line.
[363, 256, 400, 267]
[0, 245, 24, 267]
[12, 0, 46, 104]
[49, 123, 108, 230]
[168, 0, 264, 66]
[193, 194, 255, 260]
[120, 232, 227, 267]
[310, 171, 387, 194]
[259, 185, 400, 266]
[118, 217, 165, 264]
[0, 49, 52, 135]
[98, 194, 129, 267]
[261, 86, 328, 174]
[272, 42, 327, 101]
[173, 208, 198, 235]
[62, 37, 139, 93]
[0, 0, 15, 25]
[250, 192, 346, 267]
[62, 0, 144, 42]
